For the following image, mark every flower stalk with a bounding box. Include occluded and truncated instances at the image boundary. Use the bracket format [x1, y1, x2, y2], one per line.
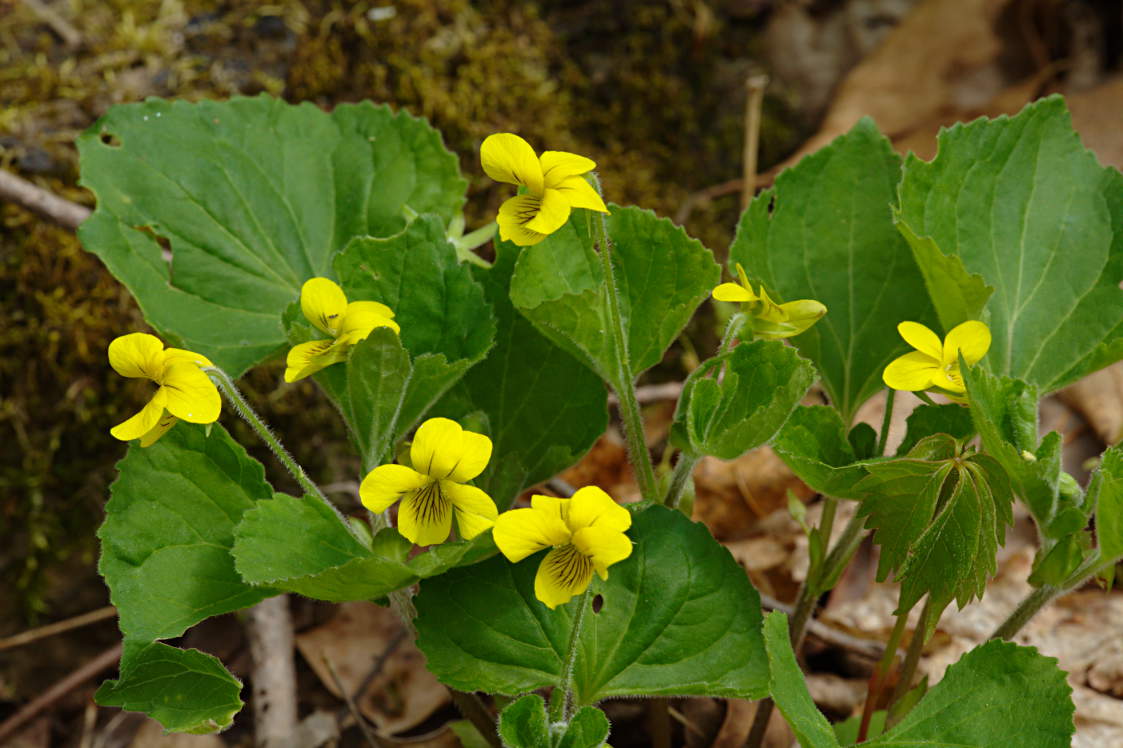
[551, 586, 593, 722]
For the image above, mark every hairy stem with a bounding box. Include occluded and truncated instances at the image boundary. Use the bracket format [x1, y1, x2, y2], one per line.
[591, 208, 659, 501]
[857, 605, 910, 742]
[887, 596, 941, 717]
[665, 453, 699, 509]
[990, 554, 1112, 641]
[552, 587, 593, 722]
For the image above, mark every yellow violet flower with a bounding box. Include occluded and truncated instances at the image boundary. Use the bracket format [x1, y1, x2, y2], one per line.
[359, 417, 498, 546]
[480, 133, 608, 247]
[882, 320, 991, 394]
[712, 263, 826, 339]
[493, 486, 632, 609]
[108, 332, 220, 447]
[284, 277, 400, 383]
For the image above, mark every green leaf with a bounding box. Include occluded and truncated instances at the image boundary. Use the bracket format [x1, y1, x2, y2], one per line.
[558, 707, 611, 748]
[894, 218, 993, 330]
[730, 118, 938, 422]
[414, 505, 768, 703]
[434, 242, 607, 509]
[510, 206, 720, 391]
[762, 612, 840, 748]
[95, 640, 243, 734]
[98, 423, 276, 641]
[673, 340, 815, 460]
[772, 406, 869, 498]
[78, 95, 466, 375]
[865, 640, 1074, 748]
[895, 403, 976, 456]
[498, 694, 550, 748]
[232, 492, 495, 602]
[897, 95, 1123, 393]
[1091, 445, 1123, 563]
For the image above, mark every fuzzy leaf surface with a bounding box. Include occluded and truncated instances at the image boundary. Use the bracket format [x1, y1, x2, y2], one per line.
[78, 96, 465, 375]
[95, 640, 243, 734]
[98, 423, 275, 641]
[897, 95, 1123, 392]
[730, 118, 938, 422]
[510, 206, 719, 391]
[414, 506, 768, 703]
[435, 242, 607, 509]
[762, 612, 840, 748]
[674, 340, 815, 460]
[895, 403, 976, 456]
[772, 406, 870, 498]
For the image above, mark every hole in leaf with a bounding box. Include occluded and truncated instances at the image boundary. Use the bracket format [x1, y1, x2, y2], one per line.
[100, 132, 121, 147]
[592, 594, 604, 613]
[132, 225, 172, 263]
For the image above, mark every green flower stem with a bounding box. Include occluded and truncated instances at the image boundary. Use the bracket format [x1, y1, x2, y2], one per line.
[552, 587, 593, 722]
[856, 604, 911, 741]
[665, 453, 700, 508]
[876, 388, 896, 456]
[591, 208, 659, 502]
[205, 367, 347, 525]
[887, 596, 942, 723]
[747, 507, 868, 748]
[990, 555, 1114, 641]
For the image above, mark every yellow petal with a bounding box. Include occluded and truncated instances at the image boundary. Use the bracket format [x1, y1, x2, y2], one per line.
[300, 277, 349, 336]
[943, 320, 991, 367]
[539, 150, 596, 186]
[164, 348, 215, 368]
[110, 390, 168, 442]
[565, 486, 631, 534]
[712, 283, 756, 303]
[534, 544, 594, 609]
[443, 481, 498, 539]
[882, 351, 940, 391]
[529, 495, 568, 523]
[139, 412, 178, 447]
[493, 506, 571, 563]
[524, 188, 572, 236]
[410, 417, 492, 481]
[572, 525, 633, 579]
[338, 300, 400, 344]
[481, 133, 544, 195]
[550, 174, 608, 213]
[359, 464, 428, 513]
[283, 339, 347, 382]
[397, 481, 453, 546]
[497, 194, 548, 247]
[931, 365, 965, 393]
[159, 363, 220, 424]
[108, 333, 166, 381]
[897, 321, 943, 361]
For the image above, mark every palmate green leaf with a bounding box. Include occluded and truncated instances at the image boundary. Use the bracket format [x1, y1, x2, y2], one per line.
[509, 206, 720, 391]
[283, 219, 495, 470]
[897, 95, 1123, 392]
[232, 492, 495, 602]
[78, 95, 466, 376]
[865, 640, 1074, 748]
[762, 612, 840, 748]
[95, 640, 243, 734]
[435, 242, 608, 509]
[895, 403, 976, 456]
[730, 118, 938, 423]
[673, 340, 815, 460]
[99, 423, 276, 641]
[772, 406, 870, 499]
[414, 506, 768, 703]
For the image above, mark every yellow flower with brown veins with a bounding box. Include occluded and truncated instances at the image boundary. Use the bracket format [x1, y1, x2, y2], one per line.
[481, 133, 608, 246]
[882, 320, 991, 394]
[108, 332, 220, 447]
[493, 486, 633, 609]
[359, 418, 498, 546]
[712, 263, 827, 339]
[284, 277, 400, 382]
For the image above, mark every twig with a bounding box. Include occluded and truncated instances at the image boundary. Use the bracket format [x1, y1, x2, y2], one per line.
[0, 168, 90, 230]
[0, 643, 122, 743]
[0, 605, 116, 651]
[449, 691, 502, 748]
[20, 0, 83, 48]
[247, 595, 298, 748]
[323, 654, 385, 748]
[606, 380, 684, 406]
[759, 594, 886, 660]
[741, 74, 768, 211]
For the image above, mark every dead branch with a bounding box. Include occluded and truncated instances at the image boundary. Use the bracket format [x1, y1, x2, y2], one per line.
[0, 606, 116, 651]
[0, 168, 90, 231]
[247, 595, 299, 748]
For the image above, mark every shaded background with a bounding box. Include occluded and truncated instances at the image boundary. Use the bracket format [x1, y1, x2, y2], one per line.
[3, 0, 1123, 745]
